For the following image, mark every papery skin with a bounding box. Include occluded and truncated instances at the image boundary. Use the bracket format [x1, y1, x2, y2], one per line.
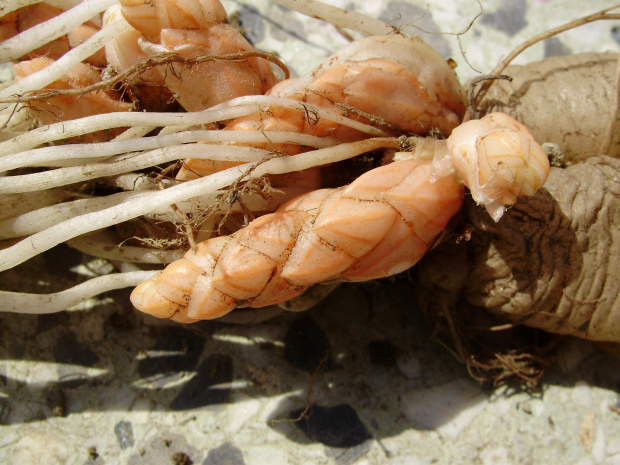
[479, 52, 620, 160]
[464, 155, 620, 342]
[446, 112, 550, 221]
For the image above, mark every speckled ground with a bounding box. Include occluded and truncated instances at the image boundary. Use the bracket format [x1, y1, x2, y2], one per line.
[2, 250, 620, 465]
[1, 1, 620, 464]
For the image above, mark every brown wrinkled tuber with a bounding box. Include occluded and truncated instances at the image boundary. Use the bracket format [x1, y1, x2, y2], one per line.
[418, 155, 620, 343]
[479, 52, 620, 160]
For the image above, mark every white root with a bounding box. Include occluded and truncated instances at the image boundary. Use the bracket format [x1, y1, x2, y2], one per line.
[0, 270, 158, 314]
[0, 0, 84, 17]
[0, 191, 147, 239]
[0, 17, 131, 101]
[0, 137, 398, 273]
[113, 125, 158, 141]
[0, 104, 30, 136]
[171, 186, 312, 218]
[0, 0, 117, 62]
[268, 0, 393, 37]
[0, 130, 340, 172]
[0, 144, 272, 194]
[0, 189, 67, 221]
[0, 11, 129, 130]
[110, 173, 172, 192]
[66, 231, 185, 264]
[0, 96, 386, 155]
[0, 105, 255, 155]
[0, 185, 313, 239]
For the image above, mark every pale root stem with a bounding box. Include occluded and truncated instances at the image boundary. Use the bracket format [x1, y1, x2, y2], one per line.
[0, 188, 67, 221]
[169, 185, 313, 219]
[0, 0, 84, 17]
[0, 104, 28, 134]
[268, 0, 394, 37]
[0, 130, 340, 172]
[0, 191, 149, 239]
[158, 125, 203, 136]
[0, 96, 386, 155]
[0, 270, 157, 314]
[0, 107, 258, 155]
[0, 0, 118, 63]
[113, 125, 158, 141]
[0, 144, 271, 194]
[0, 137, 399, 271]
[66, 232, 185, 264]
[111, 173, 173, 192]
[489, 6, 620, 77]
[0, 184, 308, 239]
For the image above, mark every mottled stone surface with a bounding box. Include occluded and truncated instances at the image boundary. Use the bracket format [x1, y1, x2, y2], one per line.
[1, 280, 620, 463]
[289, 404, 371, 447]
[481, 0, 528, 36]
[203, 442, 246, 465]
[170, 354, 234, 410]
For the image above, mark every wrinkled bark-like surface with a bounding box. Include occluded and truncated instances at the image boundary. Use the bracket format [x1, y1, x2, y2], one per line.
[479, 53, 620, 160]
[418, 155, 620, 343]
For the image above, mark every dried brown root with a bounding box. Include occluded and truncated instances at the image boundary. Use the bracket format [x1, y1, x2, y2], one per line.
[414, 238, 554, 388]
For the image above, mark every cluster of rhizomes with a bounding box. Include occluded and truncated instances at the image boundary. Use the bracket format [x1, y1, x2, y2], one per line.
[0, 0, 549, 321]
